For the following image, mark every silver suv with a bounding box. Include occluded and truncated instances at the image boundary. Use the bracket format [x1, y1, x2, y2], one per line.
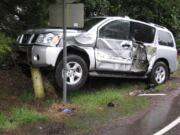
[16, 17, 178, 90]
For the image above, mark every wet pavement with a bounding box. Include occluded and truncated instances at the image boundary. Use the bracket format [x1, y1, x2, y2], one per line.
[94, 89, 180, 135]
[164, 124, 180, 135]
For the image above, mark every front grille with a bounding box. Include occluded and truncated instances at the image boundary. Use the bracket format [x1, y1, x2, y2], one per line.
[22, 34, 32, 44]
[19, 34, 39, 44]
[31, 34, 38, 43]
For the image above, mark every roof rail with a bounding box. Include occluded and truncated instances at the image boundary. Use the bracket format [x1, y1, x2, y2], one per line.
[124, 16, 130, 19]
[148, 22, 167, 29]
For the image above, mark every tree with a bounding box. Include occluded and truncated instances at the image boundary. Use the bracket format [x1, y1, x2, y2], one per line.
[0, 0, 55, 37]
[80, 0, 180, 36]
[0, 0, 180, 37]
[79, 0, 110, 17]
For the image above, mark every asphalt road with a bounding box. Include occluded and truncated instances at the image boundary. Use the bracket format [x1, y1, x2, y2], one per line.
[94, 88, 180, 135]
[164, 124, 180, 135]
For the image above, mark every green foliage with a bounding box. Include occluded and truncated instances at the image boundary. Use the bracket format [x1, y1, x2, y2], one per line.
[0, 32, 14, 66]
[0, 107, 47, 130]
[64, 83, 149, 134]
[1, 0, 180, 36]
[12, 107, 47, 124]
[79, 0, 110, 17]
[19, 90, 35, 102]
[176, 39, 180, 48]
[80, 0, 180, 36]
[69, 84, 148, 112]
[0, 113, 17, 129]
[0, 0, 56, 37]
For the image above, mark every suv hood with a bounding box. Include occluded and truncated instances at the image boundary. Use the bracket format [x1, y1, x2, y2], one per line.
[25, 28, 83, 37]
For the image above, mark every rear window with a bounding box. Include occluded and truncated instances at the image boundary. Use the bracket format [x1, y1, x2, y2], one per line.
[158, 30, 174, 47]
[130, 22, 155, 43]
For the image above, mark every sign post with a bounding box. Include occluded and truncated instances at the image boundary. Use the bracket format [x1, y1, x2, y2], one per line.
[49, 0, 84, 103]
[62, 0, 67, 103]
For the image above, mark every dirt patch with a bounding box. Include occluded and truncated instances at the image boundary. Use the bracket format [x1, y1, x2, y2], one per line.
[0, 68, 31, 95]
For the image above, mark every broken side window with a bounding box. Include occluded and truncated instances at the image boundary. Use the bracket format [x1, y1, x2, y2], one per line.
[158, 30, 174, 47]
[130, 22, 155, 43]
[99, 20, 130, 40]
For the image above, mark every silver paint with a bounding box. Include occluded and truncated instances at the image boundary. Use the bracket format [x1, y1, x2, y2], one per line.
[16, 17, 178, 76]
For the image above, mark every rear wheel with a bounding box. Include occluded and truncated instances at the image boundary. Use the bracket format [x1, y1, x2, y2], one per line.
[149, 61, 169, 85]
[55, 54, 88, 91]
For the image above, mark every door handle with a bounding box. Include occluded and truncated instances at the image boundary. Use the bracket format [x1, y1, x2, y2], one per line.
[122, 44, 131, 48]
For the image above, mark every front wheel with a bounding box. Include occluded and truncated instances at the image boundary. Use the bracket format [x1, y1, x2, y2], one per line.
[55, 54, 88, 91]
[149, 61, 169, 85]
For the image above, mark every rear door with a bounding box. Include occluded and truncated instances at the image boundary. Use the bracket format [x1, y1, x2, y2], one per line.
[129, 21, 156, 72]
[95, 19, 133, 71]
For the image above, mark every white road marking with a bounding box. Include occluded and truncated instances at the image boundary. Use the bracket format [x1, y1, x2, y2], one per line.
[153, 116, 180, 135]
[138, 93, 167, 96]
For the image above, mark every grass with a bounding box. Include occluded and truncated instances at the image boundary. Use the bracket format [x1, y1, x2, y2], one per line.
[0, 44, 179, 133]
[19, 89, 35, 102]
[63, 56, 180, 134]
[0, 107, 47, 130]
[63, 80, 149, 134]
[155, 56, 180, 91]
[0, 113, 17, 129]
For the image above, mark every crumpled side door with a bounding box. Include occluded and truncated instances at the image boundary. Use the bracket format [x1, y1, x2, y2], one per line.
[95, 19, 133, 72]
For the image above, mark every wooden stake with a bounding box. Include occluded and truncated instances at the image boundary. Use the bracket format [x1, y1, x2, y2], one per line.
[31, 67, 45, 98]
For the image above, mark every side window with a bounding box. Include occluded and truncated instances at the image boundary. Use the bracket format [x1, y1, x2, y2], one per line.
[130, 22, 155, 43]
[99, 20, 130, 40]
[158, 30, 174, 47]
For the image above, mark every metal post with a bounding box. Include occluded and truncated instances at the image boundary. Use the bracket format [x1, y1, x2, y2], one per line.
[62, 0, 67, 103]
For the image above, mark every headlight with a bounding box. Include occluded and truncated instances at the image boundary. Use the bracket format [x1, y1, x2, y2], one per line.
[36, 33, 61, 46]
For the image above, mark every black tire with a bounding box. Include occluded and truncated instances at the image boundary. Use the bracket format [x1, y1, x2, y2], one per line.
[55, 54, 88, 91]
[149, 61, 169, 85]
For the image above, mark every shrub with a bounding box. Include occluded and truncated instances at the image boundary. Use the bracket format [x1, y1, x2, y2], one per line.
[176, 39, 180, 47]
[0, 32, 14, 67]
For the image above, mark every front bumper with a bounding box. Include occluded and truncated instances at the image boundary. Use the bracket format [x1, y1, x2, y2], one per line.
[15, 44, 62, 67]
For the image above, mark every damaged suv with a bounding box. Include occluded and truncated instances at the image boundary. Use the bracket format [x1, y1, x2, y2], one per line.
[16, 17, 178, 90]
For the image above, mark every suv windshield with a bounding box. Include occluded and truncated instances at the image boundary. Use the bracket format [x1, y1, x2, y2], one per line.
[83, 18, 105, 31]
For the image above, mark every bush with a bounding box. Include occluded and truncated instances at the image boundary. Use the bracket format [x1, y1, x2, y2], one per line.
[0, 32, 14, 67]
[176, 39, 180, 48]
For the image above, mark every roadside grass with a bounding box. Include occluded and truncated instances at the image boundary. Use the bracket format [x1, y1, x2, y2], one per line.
[1, 56, 180, 134]
[8, 78, 149, 134]
[63, 79, 149, 134]
[155, 56, 180, 92]
[0, 113, 17, 130]
[155, 79, 177, 92]
[0, 107, 47, 130]
[19, 89, 35, 102]
[63, 57, 180, 134]
[18, 89, 57, 108]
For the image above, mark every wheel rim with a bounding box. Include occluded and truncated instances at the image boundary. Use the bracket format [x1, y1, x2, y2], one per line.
[62, 61, 83, 85]
[155, 66, 166, 84]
